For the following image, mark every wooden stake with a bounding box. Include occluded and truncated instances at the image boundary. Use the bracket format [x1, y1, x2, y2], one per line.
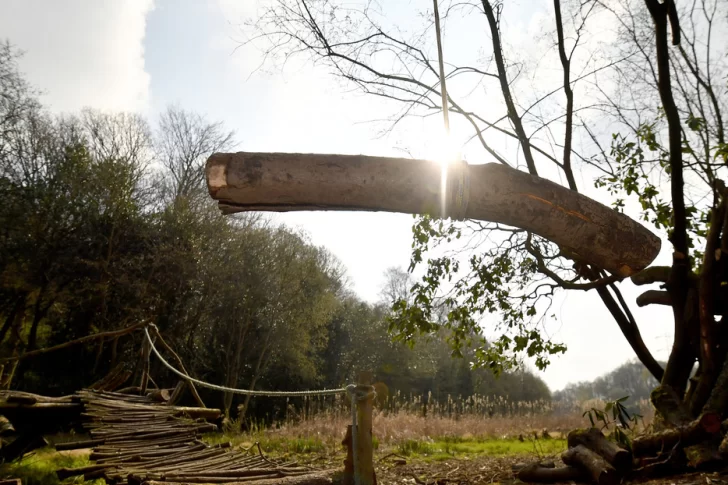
[355, 372, 376, 485]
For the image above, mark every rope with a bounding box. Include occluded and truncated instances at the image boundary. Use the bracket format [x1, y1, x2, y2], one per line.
[144, 325, 346, 397]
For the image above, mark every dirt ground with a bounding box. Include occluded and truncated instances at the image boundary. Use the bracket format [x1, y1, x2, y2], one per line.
[374, 455, 728, 485]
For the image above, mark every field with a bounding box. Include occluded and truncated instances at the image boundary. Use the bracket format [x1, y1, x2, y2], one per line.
[0, 397, 655, 485]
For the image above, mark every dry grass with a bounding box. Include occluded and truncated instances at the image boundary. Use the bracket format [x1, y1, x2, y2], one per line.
[232, 397, 654, 452]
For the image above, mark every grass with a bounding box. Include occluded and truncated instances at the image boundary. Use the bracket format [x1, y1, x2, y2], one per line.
[395, 437, 567, 461]
[0, 447, 100, 485]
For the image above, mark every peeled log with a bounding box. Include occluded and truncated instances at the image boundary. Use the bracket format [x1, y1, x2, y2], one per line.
[206, 153, 661, 277]
[567, 428, 631, 472]
[561, 444, 618, 485]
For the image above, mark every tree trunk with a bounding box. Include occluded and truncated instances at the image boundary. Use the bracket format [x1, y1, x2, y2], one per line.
[0, 295, 25, 344]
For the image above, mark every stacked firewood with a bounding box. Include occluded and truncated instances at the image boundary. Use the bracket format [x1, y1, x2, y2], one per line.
[55, 390, 334, 485]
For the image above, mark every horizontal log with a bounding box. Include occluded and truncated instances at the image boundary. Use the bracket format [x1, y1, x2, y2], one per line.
[516, 463, 587, 483]
[147, 389, 172, 402]
[567, 428, 631, 471]
[56, 464, 117, 480]
[632, 413, 721, 456]
[561, 444, 618, 485]
[55, 438, 105, 450]
[145, 470, 337, 485]
[206, 153, 661, 276]
[171, 406, 222, 421]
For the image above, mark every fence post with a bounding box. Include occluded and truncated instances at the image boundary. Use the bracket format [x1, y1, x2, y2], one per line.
[355, 371, 376, 485]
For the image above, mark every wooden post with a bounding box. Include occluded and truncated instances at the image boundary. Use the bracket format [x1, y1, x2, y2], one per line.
[355, 371, 376, 485]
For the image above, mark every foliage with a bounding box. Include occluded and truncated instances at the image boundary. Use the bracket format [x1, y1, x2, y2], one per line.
[0, 40, 552, 423]
[583, 396, 643, 450]
[242, 0, 728, 427]
[554, 360, 662, 408]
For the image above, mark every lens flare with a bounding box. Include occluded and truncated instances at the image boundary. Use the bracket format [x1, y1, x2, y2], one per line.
[435, 136, 458, 218]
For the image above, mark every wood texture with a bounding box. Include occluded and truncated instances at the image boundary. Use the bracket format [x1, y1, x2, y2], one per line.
[561, 444, 619, 485]
[206, 152, 661, 276]
[567, 428, 632, 472]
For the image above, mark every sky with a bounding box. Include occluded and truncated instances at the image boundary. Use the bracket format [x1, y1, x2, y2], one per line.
[0, 0, 677, 391]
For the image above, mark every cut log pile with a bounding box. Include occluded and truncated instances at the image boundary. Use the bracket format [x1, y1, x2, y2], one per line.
[51, 390, 336, 485]
[515, 419, 728, 484]
[514, 428, 630, 485]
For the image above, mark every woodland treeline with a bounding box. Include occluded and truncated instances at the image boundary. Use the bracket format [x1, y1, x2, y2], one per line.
[554, 361, 662, 406]
[0, 41, 550, 421]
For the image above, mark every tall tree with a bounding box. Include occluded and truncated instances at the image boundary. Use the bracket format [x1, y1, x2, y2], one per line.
[244, 0, 728, 431]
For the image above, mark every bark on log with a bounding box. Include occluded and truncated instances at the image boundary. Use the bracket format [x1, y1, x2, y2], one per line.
[170, 406, 221, 421]
[147, 389, 172, 403]
[144, 471, 338, 485]
[561, 444, 618, 485]
[567, 428, 631, 472]
[206, 153, 661, 276]
[632, 413, 722, 457]
[56, 464, 117, 480]
[516, 463, 587, 483]
[55, 438, 105, 450]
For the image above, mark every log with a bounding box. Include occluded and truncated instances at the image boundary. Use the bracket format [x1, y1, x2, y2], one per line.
[147, 388, 172, 403]
[55, 438, 105, 450]
[206, 152, 661, 276]
[567, 428, 631, 471]
[632, 413, 721, 457]
[56, 464, 117, 480]
[116, 386, 142, 394]
[144, 471, 338, 485]
[0, 479, 22, 485]
[516, 463, 587, 483]
[561, 444, 618, 485]
[171, 406, 222, 421]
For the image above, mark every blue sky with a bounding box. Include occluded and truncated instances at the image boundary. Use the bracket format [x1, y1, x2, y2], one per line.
[0, 0, 675, 390]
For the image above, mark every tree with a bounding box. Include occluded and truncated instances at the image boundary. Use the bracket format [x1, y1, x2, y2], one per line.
[244, 0, 728, 434]
[157, 106, 235, 205]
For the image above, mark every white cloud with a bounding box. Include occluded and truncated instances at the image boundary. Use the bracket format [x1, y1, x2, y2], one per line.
[0, 0, 154, 114]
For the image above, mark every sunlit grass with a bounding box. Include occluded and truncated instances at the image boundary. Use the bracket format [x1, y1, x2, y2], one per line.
[0, 447, 100, 485]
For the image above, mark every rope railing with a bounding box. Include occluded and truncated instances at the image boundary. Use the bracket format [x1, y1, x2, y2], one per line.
[144, 323, 376, 485]
[144, 325, 347, 397]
